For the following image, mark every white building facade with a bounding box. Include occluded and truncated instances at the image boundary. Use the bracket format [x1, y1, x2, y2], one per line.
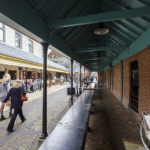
[0, 22, 68, 80]
[1, 22, 43, 58]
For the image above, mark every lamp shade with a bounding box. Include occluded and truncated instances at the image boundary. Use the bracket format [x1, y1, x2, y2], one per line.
[94, 28, 109, 35]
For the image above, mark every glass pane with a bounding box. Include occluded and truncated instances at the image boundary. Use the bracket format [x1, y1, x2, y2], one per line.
[0, 30, 3, 41]
[15, 32, 22, 48]
[28, 39, 33, 53]
[15, 37, 19, 47]
[0, 22, 3, 29]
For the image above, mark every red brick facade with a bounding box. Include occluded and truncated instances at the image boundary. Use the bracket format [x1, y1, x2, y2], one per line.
[102, 47, 150, 115]
[113, 63, 121, 99]
[105, 69, 109, 87]
[48, 51, 63, 59]
[98, 72, 104, 83]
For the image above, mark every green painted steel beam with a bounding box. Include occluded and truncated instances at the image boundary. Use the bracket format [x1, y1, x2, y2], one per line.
[36, 0, 48, 10]
[90, 68, 105, 72]
[74, 33, 96, 49]
[88, 64, 110, 71]
[99, 0, 125, 10]
[68, 26, 90, 45]
[100, 36, 117, 47]
[129, 18, 150, 30]
[60, 28, 73, 38]
[119, 20, 144, 34]
[57, 0, 80, 19]
[49, 6, 150, 29]
[76, 45, 129, 53]
[82, 55, 113, 60]
[112, 22, 138, 39]
[83, 57, 113, 62]
[112, 27, 150, 65]
[106, 23, 134, 42]
[69, 25, 96, 48]
[48, 0, 76, 21]
[70, 0, 97, 16]
[107, 33, 125, 45]
[0, 0, 49, 42]
[66, 0, 88, 17]
[65, 27, 82, 42]
[109, 30, 129, 44]
[116, 21, 140, 36]
[49, 33, 81, 63]
[71, 26, 95, 47]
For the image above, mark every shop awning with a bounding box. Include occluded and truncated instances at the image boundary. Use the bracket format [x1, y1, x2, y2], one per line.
[0, 54, 69, 74]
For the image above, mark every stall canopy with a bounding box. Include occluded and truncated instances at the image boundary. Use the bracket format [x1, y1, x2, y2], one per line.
[0, 0, 150, 71]
[0, 42, 69, 73]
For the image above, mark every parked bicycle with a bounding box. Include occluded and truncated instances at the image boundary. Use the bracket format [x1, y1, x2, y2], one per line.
[140, 111, 150, 150]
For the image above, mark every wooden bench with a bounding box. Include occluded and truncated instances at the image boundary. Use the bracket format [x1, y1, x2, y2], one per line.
[39, 83, 95, 150]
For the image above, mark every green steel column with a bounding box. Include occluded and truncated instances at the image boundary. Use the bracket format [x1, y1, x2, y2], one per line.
[111, 66, 113, 91]
[80, 64, 82, 94]
[84, 67, 85, 83]
[71, 59, 73, 104]
[109, 68, 111, 90]
[40, 43, 49, 139]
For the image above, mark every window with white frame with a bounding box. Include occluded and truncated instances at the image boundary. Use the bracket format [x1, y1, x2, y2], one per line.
[15, 31, 22, 48]
[28, 39, 33, 53]
[0, 22, 5, 42]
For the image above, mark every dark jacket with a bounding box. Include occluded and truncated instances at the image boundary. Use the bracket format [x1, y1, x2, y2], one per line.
[4, 86, 26, 109]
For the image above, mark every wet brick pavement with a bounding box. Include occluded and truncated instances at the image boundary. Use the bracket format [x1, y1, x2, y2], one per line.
[0, 85, 70, 150]
[85, 85, 145, 150]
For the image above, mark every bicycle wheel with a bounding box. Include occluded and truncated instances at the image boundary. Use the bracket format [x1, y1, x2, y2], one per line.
[140, 119, 150, 150]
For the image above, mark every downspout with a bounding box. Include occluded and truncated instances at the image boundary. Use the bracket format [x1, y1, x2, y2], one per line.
[120, 61, 123, 102]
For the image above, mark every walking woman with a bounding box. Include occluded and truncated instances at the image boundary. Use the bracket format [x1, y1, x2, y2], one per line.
[4, 80, 26, 132]
[0, 74, 12, 120]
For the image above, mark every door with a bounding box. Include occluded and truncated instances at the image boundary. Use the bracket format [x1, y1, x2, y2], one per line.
[0, 71, 5, 79]
[130, 61, 139, 113]
[8, 70, 17, 80]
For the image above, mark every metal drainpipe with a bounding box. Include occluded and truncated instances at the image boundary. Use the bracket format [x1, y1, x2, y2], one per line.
[80, 64, 82, 94]
[121, 61, 123, 102]
[71, 59, 73, 104]
[109, 68, 111, 90]
[40, 43, 49, 139]
[112, 66, 113, 91]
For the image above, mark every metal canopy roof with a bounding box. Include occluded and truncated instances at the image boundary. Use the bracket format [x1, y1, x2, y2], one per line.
[0, 0, 150, 71]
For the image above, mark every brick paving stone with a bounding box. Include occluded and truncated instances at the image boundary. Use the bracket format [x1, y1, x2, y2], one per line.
[0, 83, 70, 150]
[4, 83, 69, 112]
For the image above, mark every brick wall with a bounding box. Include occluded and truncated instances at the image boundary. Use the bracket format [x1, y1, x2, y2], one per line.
[104, 47, 150, 115]
[105, 69, 109, 87]
[112, 63, 121, 99]
[98, 72, 104, 83]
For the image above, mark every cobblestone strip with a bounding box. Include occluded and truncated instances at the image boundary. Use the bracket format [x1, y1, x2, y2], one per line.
[0, 87, 70, 150]
[4, 83, 69, 112]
